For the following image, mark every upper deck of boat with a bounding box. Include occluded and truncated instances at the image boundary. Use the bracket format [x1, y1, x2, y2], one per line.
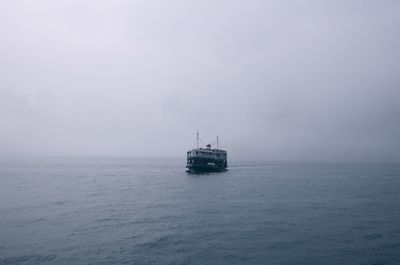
[187, 148, 227, 158]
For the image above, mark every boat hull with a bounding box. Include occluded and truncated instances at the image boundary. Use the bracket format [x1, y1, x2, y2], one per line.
[186, 164, 227, 173]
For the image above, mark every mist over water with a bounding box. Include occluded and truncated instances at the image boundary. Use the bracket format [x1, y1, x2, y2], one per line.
[0, 1, 399, 161]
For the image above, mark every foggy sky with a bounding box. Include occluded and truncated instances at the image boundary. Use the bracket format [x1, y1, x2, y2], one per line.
[0, 1, 399, 161]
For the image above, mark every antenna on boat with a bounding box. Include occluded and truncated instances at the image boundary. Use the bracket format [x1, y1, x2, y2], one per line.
[197, 130, 199, 149]
[217, 135, 219, 150]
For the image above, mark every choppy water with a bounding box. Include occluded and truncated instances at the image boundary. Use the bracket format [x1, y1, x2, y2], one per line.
[0, 158, 400, 265]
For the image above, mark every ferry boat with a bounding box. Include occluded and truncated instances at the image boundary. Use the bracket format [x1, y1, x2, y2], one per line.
[186, 132, 228, 172]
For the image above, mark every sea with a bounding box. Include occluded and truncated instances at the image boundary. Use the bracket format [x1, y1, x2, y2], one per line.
[0, 157, 399, 265]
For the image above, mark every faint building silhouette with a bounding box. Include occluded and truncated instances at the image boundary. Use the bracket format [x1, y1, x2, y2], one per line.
[0, 89, 34, 154]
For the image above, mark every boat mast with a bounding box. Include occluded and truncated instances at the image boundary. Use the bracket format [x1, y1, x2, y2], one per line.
[217, 135, 219, 150]
[197, 130, 199, 149]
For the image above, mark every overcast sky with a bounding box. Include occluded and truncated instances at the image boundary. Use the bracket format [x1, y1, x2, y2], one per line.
[0, 0, 399, 161]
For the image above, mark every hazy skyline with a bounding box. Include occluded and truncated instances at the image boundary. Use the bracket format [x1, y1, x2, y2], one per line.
[0, 1, 399, 161]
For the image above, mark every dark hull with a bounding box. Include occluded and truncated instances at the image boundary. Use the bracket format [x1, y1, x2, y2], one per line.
[186, 165, 227, 173]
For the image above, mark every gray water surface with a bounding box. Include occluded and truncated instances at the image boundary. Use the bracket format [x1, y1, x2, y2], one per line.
[1, 158, 399, 264]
